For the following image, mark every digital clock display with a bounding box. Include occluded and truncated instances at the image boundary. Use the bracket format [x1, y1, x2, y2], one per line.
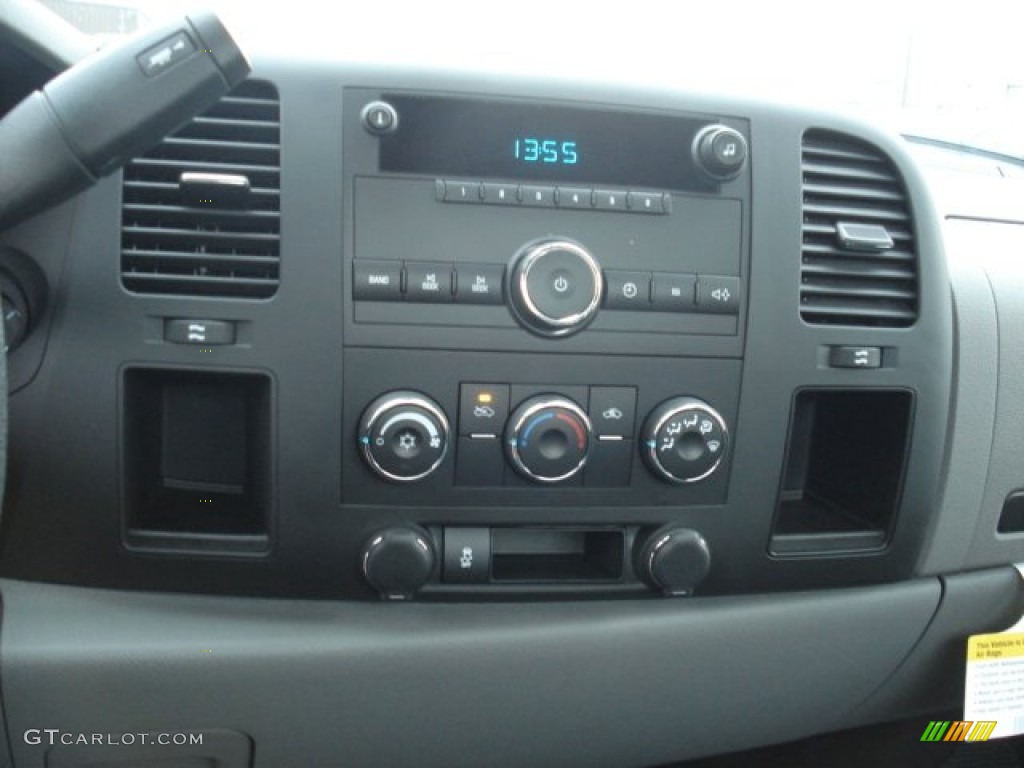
[377, 94, 717, 192]
[513, 138, 578, 165]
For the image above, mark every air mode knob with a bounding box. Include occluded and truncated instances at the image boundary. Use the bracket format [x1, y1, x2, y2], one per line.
[693, 124, 748, 181]
[640, 397, 729, 484]
[358, 391, 450, 483]
[505, 395, 592, 483]
[508, 238, 603, 337]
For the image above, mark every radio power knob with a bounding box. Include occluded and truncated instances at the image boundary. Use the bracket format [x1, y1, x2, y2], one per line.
[693, 124, 748, 181]
[507, 238, 604, 337]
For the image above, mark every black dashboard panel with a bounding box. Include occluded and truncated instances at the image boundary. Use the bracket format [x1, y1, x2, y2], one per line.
[0, 61, 955, 603]
[4, 17, 1024, 765]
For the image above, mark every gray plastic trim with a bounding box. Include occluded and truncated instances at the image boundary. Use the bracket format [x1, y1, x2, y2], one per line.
[2, 577, 940, 768]
[962, 219, 1024, 568]
[918, 242, 999, 574]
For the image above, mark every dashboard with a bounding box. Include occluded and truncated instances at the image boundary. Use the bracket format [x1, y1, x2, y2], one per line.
[1, 9, 1024, 767]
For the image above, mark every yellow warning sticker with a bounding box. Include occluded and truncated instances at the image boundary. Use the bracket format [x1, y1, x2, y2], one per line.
[965, 570, 1024, 740]
[968, 634, 1024, 661]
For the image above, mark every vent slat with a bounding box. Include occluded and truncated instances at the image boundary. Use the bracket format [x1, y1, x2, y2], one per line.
[800, 129, 918, 327]
[125, 157, 280, 179]
[800, 243, 915, 262]
[123, 203, 281, 222]
[800, 301, 918, 322]
[123, 249, 280, 266]
[800, 259, 916, 281]
[800, 281, 917, 301]
[801, 143, 888, 165]
[801, 221, 913, 242]
[802, 182, 905, 203]
[802, 161, 898, 184]
[803, 201, 909, 223]
[121, 80, 280, 299]
[123, 226, 280, 244]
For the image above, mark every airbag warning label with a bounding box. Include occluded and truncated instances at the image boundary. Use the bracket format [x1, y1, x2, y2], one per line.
[965, 633, 1024, 738]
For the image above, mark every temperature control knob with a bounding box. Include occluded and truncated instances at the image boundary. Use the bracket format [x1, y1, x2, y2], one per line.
[508, 239, 603, 337]
[693, 124, 748, 181]
[358, 391, 450, 483]
[505, 395, 592, 483]
[641, 397, 728, 484]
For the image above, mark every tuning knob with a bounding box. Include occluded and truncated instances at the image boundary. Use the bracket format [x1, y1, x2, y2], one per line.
[636, 526, 711, 596]
[505, 395, 592, 483]
[641, 397, 728, 484]
[507, 238, 603, 337]
[361, 525, 437, 600]
[358, 391, 450, 483]
[693, 124, 748, 181]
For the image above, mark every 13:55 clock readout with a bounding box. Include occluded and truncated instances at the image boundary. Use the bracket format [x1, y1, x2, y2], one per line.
[514, 138, 578, 165]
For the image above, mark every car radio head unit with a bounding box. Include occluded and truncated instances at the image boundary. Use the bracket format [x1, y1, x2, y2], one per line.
[376, 94, 732, 192]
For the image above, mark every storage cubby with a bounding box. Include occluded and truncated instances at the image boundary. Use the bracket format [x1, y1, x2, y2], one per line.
[122, 368, 272, 553]
[770, 389, 913, 556]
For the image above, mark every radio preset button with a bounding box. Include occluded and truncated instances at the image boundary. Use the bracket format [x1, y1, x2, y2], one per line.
[406, 262, 453, 302]
[652, 272, 697, 312]
[627, 191, 665, 214]
[556, 187, 593, 208]
[353, 260, 403, 301]
[455, 263, 504, 305]
[604, 270, 652, 310]
[442, 180, 482, 203]
[482, 182, 519, 205]
[594, 189, 628, 211]
[520, 185, 556, 207]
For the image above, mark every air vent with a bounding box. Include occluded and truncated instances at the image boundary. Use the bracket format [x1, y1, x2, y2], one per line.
[121, 80, 280, 298]
[800, 129, 917, 326]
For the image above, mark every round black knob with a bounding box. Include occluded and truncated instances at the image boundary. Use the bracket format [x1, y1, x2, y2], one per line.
[636, 526, 711, 596]
[505, 395, 592, 483]
[508, 238, 603, 337]
[641, 397, 728, 484]
[358, 391, 450, 483]
[361, 525, 436, 600]
[693, 125, 748, 181]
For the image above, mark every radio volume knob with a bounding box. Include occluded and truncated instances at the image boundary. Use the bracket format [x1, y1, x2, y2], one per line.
[693, 125, 748, 181]
[508, 239, 603, 337]
[358, 391, 450, 483]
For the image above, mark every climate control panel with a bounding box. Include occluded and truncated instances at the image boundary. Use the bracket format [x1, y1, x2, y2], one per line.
[355, 386, 731, 489]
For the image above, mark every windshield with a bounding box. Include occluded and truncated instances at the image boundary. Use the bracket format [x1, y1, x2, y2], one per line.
[36, 0, 1024, 160]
